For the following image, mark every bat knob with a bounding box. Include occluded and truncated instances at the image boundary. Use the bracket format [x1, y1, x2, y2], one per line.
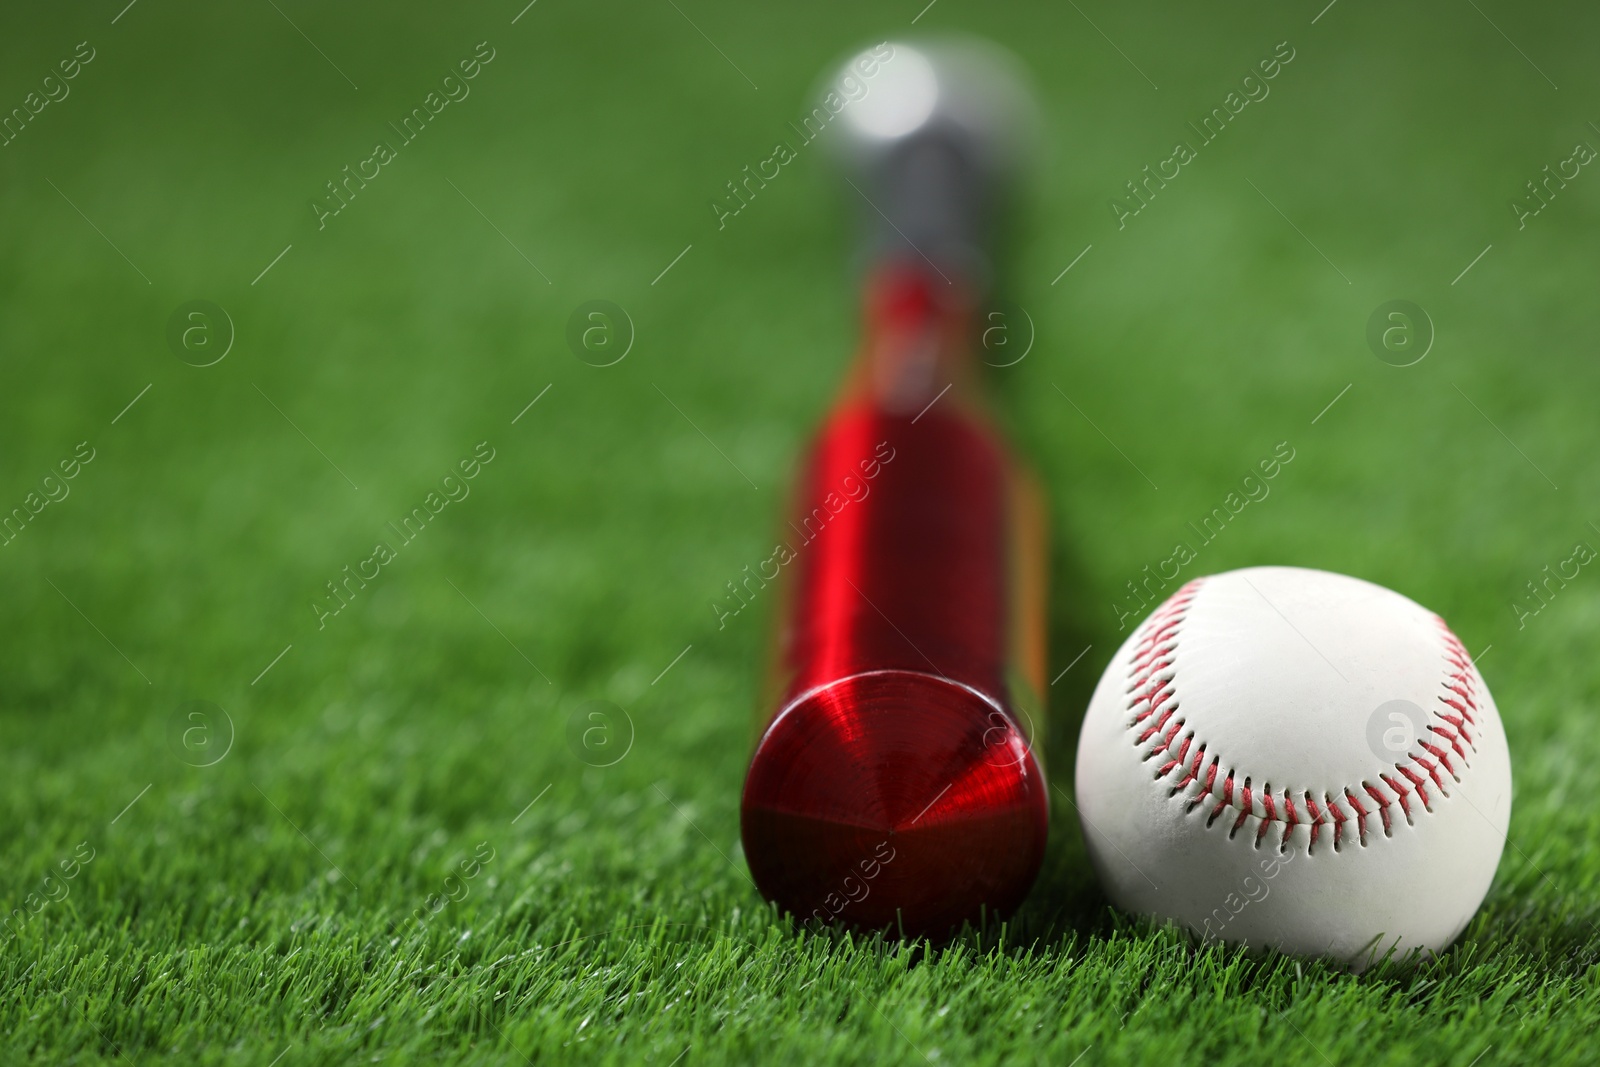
[823, 38, 1038, 290]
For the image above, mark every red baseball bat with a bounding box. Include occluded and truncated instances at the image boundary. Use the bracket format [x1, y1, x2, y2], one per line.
[740, 39, 1048, 937]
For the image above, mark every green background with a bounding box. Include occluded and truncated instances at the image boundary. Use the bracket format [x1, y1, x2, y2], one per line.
[2, 0, 1597, 1063]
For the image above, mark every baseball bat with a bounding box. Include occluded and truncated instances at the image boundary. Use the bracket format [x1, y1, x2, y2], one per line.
[739, 39, 1049, 937]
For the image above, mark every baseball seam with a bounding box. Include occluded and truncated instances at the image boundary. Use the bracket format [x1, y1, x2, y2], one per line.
[1124, 577, 1482, 855]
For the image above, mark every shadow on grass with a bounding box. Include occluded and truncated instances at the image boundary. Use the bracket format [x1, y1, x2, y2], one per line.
[1005, 524, 1115, 945]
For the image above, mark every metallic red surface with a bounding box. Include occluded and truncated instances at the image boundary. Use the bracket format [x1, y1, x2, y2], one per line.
[740, 264, 1049, 937]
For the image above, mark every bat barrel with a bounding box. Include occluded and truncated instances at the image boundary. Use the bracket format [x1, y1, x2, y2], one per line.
[740, 261, 1048, 936]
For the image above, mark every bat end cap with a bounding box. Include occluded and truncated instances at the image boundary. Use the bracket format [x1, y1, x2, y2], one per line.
[740, 670, 1048, 937]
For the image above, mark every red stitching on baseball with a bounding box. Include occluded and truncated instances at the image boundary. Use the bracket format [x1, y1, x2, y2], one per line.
[1438, 712, 1474, 745]
[1419, 741, 1457, 778]
[1326, 792, 1346, 851]
[1415, 756, 1445, 790]
[1365, 782, 1394, 836]
[1230, 806, 1249, 838]
[1397, 765, 1431, 811]
[1381, 774, 1413, 825]
[1345, 787, 1370, 847]
[1432, 724, 1469, 761]
[1125, 580, 1484, 854]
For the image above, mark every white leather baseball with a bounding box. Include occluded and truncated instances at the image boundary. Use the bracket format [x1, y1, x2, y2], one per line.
[1074, 566, 1512, 966]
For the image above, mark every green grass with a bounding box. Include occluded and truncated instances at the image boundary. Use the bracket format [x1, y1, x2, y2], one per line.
[3, 0, 1599, 1062]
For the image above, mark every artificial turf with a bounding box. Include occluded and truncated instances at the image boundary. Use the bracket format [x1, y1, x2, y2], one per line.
[3, 0, 1599, 1063]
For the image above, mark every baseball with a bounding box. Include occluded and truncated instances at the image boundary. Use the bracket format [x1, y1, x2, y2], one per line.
[1074, 566, 1512, 967]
